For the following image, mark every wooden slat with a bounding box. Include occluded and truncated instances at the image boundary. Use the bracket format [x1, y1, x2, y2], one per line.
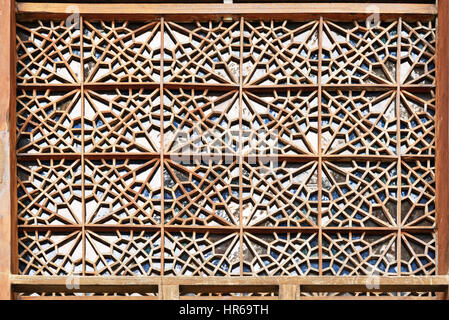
[16, 3, 437, 21]
[0, 0, 14, 300]
[436, 0, 449, 300]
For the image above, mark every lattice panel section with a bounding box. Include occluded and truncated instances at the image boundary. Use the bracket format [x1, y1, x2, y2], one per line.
[85, 230, 162, 275]
[322, 21, 398, 84]
[321, 161, 398, 228]
[401, 160, 435, 228]
[83, 21, 162, 83]
[164, 231, 240, 276]
[84, 158, 162, 225]
[241, 160, 319, 227]
[242, 20, 319, 85]
[16, 89, 82, 154]
[322, 232, 398, 276]
[17, 21, 81, 84]
[400, 20, 436, 85]
[189, 292, 276, 298]
[399, 91, 435, 155]
[163, 89, 240, 154]
[400, 233, 436, 275]
[164, 21, 240, 84]
[15, 16, 437, 287]
[84, 88, 161, 153]
[163, 159, 240, 226]
[300, 292, 436, 298]
[19, 231, 83, 275]
[241, 90, 319, 155]
[242, 233, 319, 276]
[321, 90, 397, 155]
[17, 159, 83, 226]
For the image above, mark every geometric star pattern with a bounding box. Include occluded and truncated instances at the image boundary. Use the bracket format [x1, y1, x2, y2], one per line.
[321, 161, 398, 228]
[17, 21, 82, 84]
[16, 16, 436, 285]
[322, 21, 398, 85]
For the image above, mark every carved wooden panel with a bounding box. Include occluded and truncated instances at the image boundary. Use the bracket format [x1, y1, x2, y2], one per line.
[16, 21, 82, 84]
[15, 16, 436, 283]
[321, 21, 399, 84]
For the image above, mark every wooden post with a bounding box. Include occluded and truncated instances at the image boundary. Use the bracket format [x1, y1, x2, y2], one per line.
[436, 0, 449, 300]
[160, 284, 180, 300]
[279, 284, 300, 300]
[0, 0, 14, 300]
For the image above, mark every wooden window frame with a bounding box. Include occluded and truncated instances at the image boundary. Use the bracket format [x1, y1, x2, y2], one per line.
[1, 1, 448, 300]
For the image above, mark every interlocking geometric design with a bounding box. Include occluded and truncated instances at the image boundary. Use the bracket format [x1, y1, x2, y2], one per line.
[401, 161, 435, 228]
[242, 232, 320, 276]
[19, 231, 83, 275]
[242, 90, 319, 155]
[322, 232, 398, 275]
[164, 231, 240, 276]
[18, 292, 158, 297]
[84, 88, 161, 153]
[84, 159, 162, 225]
[164, 21, 240, 84]
[83, 21, 162, 83]
[399, 91, 435, 155]
[400, 233, 436, 275]
[17, 159, 83, 225]
[241, 160, 319, 227]
[321, 90, 397, 155]
[163, 89, 240, 154]
[242, 20, 319, 85]
[400, 20, 436, 85]
[16, 89, 82, 154]
[17, 21, 82, 84]
[321, 161, 398, 228]
[84, 231, 162, 275]
[322, 21, 398, 84]
[15, 16, 437, 287]
[164, 159, 240, 226]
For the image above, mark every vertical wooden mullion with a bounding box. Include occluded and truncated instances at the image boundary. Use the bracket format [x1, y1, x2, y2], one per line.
[0, 0, 15, 300]
[317, 16, 323, 277]
[396, 17, 403, 279]
[160, 17, 165, 278]
[436, 0, 449, 299]
[279, 284, 300, 300]
[238, 16, 244, 276]
[80, 15, 86, 277]
[9, 0, 18, 283]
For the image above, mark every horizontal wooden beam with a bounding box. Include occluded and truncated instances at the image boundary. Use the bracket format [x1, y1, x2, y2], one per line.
[11, 275, 161, 294]
[19, 295, 159, 300]
[10, 275, 449, 295]
[16, 3, 437, 21]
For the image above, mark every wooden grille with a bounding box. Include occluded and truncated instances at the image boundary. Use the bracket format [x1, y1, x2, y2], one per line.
[15, 16, 436, 286]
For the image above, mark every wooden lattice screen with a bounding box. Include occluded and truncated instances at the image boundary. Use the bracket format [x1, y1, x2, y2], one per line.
[1, 1, 449, 300]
